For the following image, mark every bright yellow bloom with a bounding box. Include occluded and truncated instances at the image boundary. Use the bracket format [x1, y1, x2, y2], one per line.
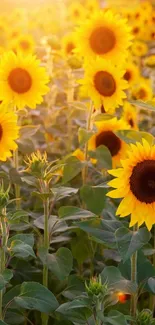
[68, 2, 86, 24]
[131, 40, 148, 57]
[11, 34, 35, 55]
[0, 105, 19, 161]
[122, 101, 138, 130]
[62, 33, 76, 56]
[144, 55, 155, 68]
[107, 139, 155, 231]
[0, 51, 49, 110]
[81, 58, 128, 112]
[131, 78, 153, 102]
[123, 61, 139, 86]
[72, 149, 85, 161]
[88, 118, 129, 167]
[76, 10, 132, 62]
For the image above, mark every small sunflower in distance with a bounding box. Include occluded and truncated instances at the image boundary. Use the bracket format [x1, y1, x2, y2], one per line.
[107, 139, 155, 230]
[62, 33, 76, 56]
[122, 101, 138, 130]
[0, 106, 19, 161]
[81, 58, 128, 112]
[11, 34, 35, 55]
[0, 51, 49, 110]
[88, 118, 129, 167]
[76, 10, 132, 62]
[131, 40, 148, 57]
[132, 78, 153, 102]
[123, 62, 139, 86]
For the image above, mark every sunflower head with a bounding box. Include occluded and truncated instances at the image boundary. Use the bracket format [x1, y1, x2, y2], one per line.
[25, 151, 48, 178]
[76, 9, 132, 62]
[131, 78, 153, 102]
[122, 101, 138, 130]
[131, 40, 148, 57]
[0, 105, 19, 161]
[68, 2, 86, 24]
[144, 55, 155, 68]
[123, 61, 140, 86]
[10, 34, 35, 55]
[81, 58, 128, 113]
[107, 139, 155, 231]
[62, 33, 76, 56]
[0, 51, 49, 110]
[88, 117, 129, 167]
[72, 149, 85, 161]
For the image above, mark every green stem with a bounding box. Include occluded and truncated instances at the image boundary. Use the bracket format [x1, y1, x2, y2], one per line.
[13, 148, 21, 210]
[130, 224, 138, 324]
[0, 211, 7, 320]
[82, 101, 93, 186]
[42, 193, 50, 325]
[96, 300, 102, 325]
[150, 225, 155, 312]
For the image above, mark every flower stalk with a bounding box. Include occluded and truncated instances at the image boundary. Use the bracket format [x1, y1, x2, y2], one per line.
[82, 101, 93, 186]
[0, 208, 8, 320]
[130, 224, 138, 324]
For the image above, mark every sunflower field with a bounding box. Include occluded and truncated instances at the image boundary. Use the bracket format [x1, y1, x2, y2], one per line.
[1, 0, 155, 324]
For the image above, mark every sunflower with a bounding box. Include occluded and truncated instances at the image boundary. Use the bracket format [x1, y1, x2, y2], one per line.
[88, 117, 129, 167]
[131, 40, 148, 57]
[122, 101, 138, 130]
[62, 33, 76, 56]
[11, 34, 35, 55]
[0, 105, 19, 161]
[0, 51, 49, 110]
[68, 2, 86, 24]
[123, 61, 139, 86]
[107, 139, 155, 230]
[144, 55, 155, 68]
[76, 10, 132, 62]
[131, 78, 153, 102]
[72, 149, 85, 161]
[81, 58, 128, 112]
[131, 22, 144, 40]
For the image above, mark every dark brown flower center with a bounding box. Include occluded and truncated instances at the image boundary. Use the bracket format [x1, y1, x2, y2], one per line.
[124, 70, 132, 81]
[95, 130, 121, 156]
[66, 42, 75, 54]
[94, 71, 116, 97]
[20, 40, 30, 50]
[136, 88, 147, 100]
[133, 27, 140, 35]
[129, 118, 134, 127]
[8, 68, 32, 94]
[89, 26, 116, 55]
[130, 160, 155, 203]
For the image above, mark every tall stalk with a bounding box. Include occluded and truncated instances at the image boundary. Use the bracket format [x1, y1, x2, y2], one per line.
[42, 182, 50, 325]
[130, 224, 138, 324]
[82, 101, 93, 186]
[0, 209, 7, 320]
[13, 148, 21, 210]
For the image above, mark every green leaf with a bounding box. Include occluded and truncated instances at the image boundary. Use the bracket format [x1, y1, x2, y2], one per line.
[148, 277, 155, 293]
[20, 125, 40, 139]
[10, 240, 36, 258]
[9, 168, 23, 185]
[56, 299, 92, 324]
[129, 99, 155, 112]
[8, 210, 29, 222]
[58, 206, 97, 220]
[62, 156, 83, 183]
[71, 231, 94, 265]
[94, 114, 114, 121]
[18, 139, 35, 155]
[115, 130, 154, 145]
[0, 321, 9, 325]
[76, 219, 118, 248]
[3, 284, 21, 305]
[104, 310, 128, 325]
[89, 145, 112, 169]
[38, 247, 73, 280]
[4, 312, 25, 325]
[78, 127, 94, 146]
[100, 266, 137, 294]
[52, 187, 78, 201]
[80, 184, 107, 214]
[14, 282, 59, 313]
[8, 234, 34, 247]
[115, 227, 151, 262]
[0, 270, 13, 290]
[47, 248, 73, 280]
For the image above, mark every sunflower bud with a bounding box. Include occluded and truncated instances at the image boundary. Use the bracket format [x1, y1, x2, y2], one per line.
[85, 276, 107, 297]
[136, 309, 153, 325]
[25, 151, 48, 178]
[67, 55, 82, 69]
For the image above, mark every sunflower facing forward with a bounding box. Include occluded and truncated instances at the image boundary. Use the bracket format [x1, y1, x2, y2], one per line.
[81, 58, 128, 112]
[76, 10, 132, 62]
[122, 101, 138, 130]
[88, 118, 129, 167]
[107, 139, 155, 230]
[0, 51, 49, 109]
[0, 106, 19, 161]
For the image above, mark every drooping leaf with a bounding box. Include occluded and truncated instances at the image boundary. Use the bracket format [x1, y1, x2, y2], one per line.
[10, 240, 36, 258]
[14, 282, 59, 313]
[62, 156, 83, 183]
[89, 145, 112, 169]
[80, 184, 107, 214]
[78, 127, 94, 146]
[58, 206, 97, 221]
